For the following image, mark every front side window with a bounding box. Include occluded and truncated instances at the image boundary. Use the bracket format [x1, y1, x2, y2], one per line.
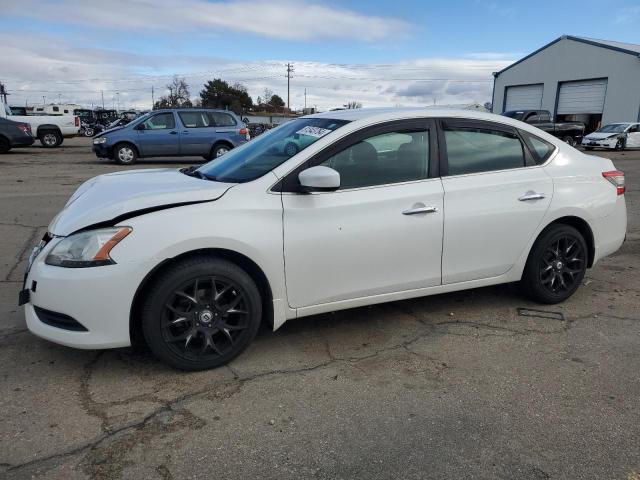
[142, 113, 175, 130]
[197, 118, 348, 183]
[179, 112, 212, 128]
[210, 112, 237, 127]
[319, 130, 429, 189]
[444, 126, 525, 175]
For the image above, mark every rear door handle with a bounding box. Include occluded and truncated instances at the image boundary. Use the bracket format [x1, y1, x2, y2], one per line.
[181, 130, 189, 134]
[402, 206, 438, 215]
[518, 192, 546, 201]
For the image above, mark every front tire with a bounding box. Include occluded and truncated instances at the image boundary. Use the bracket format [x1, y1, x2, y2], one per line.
[113, 143, 137, 164]
[39, 130, 62, 148]
[614, 139, 625, 151]
[141, 256, 262, 370]
[520, 224, 588, 304]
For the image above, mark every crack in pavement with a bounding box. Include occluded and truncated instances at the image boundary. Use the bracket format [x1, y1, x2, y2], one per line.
[4, 226, 40, 282]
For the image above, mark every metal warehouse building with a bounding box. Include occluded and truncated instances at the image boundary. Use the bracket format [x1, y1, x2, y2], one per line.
[492, 35, 640, 132]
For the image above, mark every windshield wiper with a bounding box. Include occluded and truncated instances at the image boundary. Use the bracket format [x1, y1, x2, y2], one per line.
[180, 166, 211, 180]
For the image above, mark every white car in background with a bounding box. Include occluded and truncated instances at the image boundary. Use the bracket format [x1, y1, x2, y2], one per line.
[581, 122, 640, 151]
[20, 108, 627, 370]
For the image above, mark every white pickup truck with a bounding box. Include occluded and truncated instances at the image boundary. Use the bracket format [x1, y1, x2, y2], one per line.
[1, 99, 80, 147]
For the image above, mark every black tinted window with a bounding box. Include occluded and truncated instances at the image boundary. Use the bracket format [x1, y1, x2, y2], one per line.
[179, 112, 212, 128]
[143, 113, 175, 130]
[522, 131, 555, 165]
[320, 131, 429, 189]
[210, 112, 236, 127]
[444, 126, 525, 175]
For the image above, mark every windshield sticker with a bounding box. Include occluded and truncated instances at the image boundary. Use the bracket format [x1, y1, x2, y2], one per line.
[296, 126, 332, 138]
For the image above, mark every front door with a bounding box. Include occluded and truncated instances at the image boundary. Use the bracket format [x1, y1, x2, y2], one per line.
[439, 119, 553, 284]
[282, 120, 443, 308]
[137, 112, 180, 157]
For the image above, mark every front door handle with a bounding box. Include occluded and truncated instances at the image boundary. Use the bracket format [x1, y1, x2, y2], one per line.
[402, 206, 438, 215]
[518, 192, 546, 201]
[169, 130, 178, 135]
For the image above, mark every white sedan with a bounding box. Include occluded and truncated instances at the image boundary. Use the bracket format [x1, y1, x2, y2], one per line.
[581, 122, 640, 150]
[20, 108, 627, 370]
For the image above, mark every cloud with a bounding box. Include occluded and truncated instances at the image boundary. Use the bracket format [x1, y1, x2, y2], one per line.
[4, 0, 411, 42]
[0, 33, 510, 111]
[616, 6, 640, 23]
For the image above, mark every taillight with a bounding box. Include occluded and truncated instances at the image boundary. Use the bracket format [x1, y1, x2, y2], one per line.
[75, 116, 80, 127]
[17, 124, 31, 135]
[602, 170, 625, 195]
[239, 127, 250, 140]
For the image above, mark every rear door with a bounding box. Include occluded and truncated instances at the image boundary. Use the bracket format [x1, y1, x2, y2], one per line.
[438, 118, 553, 284]
[136, 112, 180, 157]
[178, 111, 215, 156]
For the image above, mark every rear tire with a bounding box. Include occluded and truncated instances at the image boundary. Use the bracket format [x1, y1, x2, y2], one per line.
[113, 143, 137, 165]
[562, 136, 576, 147]
[141, 256, 262, 370]
[39, 130, 62, 148]
[520, 224, 588, 304]
[210, 143, 231, 159]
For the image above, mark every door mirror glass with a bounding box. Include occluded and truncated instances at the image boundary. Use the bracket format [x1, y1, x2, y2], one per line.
[135, 123, 146, 130]
[298, 166, 340, 192]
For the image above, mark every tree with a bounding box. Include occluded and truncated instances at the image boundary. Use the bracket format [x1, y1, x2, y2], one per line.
[345, 101, 362, 109]
[154, 76, 192, 109]
[269, 94, 285, 109]
[199, 78, 253, 114]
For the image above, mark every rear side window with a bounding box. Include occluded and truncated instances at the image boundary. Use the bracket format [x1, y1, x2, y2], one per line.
[444, 126, 525, 175]
[210, 112, 237, 127]
[521, 131, 555, 165]
[179, 112, 212, 128]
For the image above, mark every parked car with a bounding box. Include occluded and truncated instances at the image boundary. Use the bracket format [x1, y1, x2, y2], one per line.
[92, 109, 250, 164]
[0, 117, 34, 153]
[581, 122, 640, 151]
[502, 110, 585, 146]
[20, 108, 626, 370]
[1, 98, 80, 147]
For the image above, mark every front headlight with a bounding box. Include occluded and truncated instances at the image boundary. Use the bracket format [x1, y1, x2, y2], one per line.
[45, 227, 131, 268]
[93, 137, 107, 144]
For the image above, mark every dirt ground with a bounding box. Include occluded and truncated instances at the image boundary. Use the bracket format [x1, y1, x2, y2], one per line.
[1, 137, 639, 480]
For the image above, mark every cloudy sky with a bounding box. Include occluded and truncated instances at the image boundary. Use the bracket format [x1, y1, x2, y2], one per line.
[1, 0, 639, 111]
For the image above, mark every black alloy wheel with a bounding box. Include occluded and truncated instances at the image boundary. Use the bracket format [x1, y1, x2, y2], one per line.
[521, 224, 587, 304]
[142, 257, 261, 370]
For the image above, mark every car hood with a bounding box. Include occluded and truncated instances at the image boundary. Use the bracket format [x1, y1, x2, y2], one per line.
[98, 125, 125, 136]
[48, 168, 235, 236]
[585, 132, 620, 140]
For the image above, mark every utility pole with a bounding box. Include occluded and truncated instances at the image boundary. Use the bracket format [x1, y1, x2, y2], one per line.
[151, 86, 155, 110]
[0, 83, 8, 104]
[101, 90, 104, 109]
[58, 93, 61, 104]
[286, 62, 294, 115]
[304, 88, 307, 110]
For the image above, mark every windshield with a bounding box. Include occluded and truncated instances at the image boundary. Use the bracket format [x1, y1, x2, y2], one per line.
[197, 117, 349, 183]
[502, 111, 525, 120]
[597, 124, 629, 133]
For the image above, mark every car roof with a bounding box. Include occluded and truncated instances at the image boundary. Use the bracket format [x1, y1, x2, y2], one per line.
[152, 108, 236, 113]
[305, 106, 515, 125]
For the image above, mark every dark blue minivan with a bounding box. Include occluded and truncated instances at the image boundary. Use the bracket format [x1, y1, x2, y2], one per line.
[92, 109, 250, 164]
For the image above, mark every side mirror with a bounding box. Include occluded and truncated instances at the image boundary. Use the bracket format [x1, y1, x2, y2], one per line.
[298, 166, 340, 193]
[135, 123, 146, 130]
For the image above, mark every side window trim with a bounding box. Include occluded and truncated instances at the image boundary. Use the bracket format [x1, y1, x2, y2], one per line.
[178, 111, 209, 128]
[436, 117, 535, 177]
[276, 118, 438, 193]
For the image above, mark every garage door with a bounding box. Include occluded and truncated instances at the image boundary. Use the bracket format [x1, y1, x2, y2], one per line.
[556, 79, 607, 114]
[504, 84, 543, 111]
